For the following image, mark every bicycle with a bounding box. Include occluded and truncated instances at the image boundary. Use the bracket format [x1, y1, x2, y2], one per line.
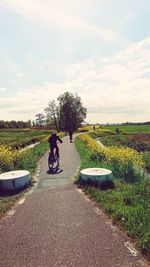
[48, 150, 60, 172]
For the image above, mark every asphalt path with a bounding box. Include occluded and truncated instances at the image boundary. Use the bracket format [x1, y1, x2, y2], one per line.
[0, 135, 149, 267]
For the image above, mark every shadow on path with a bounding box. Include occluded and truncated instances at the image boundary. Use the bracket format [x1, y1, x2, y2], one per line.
[46, 168, 63, 175]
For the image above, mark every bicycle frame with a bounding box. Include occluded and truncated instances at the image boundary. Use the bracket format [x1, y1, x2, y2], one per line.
[48, 150, 59, 171]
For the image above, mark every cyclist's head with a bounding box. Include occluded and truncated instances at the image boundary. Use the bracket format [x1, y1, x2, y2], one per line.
[51, 132, 56, 137]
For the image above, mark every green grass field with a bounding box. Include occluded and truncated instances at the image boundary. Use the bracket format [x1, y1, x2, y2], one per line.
[103, 124, 150, 133]
[0, 128, 52, 148]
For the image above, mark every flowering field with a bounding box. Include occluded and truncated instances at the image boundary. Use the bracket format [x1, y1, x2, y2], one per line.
[88, 125, 150, 172]
[79, 134, 145, 182]
[0, 141, 50, 174]
[0, 140, 50, 219]
[0, 145, 16, 172]
[0, 128, 50, 173]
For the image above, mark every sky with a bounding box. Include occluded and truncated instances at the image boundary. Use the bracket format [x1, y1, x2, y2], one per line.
[0, 0, 150, 124]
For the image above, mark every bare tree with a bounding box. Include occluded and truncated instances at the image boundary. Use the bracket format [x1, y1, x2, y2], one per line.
[44, 100, 60, 131]
[35, 113, 44, 128]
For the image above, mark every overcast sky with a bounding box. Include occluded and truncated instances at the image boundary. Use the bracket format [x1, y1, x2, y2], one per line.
[0, 0, 150, 123]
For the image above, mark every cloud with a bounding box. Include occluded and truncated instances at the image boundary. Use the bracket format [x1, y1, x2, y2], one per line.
[63, 37, 150, 113]
[0, 87, 7, 92]
[0, 38, 150, 123]
[118, 13, 136, 26]
[0, 49, 25, 88]
[1, 0, 118, 41]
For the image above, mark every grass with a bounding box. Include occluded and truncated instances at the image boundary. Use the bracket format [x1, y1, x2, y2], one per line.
[0, 128, 52, 149]
[100, 134, 150, 152]
[0, 192, 24, 220]
[15, 140, 49, 174]
[78, 124, 150, 134]
[75, 136, 150, 259]
[88, 126, 150, 171]
[100, 134, 128, 147]
[103, 124, 150, 134]
[77, 125, 93, 132]
[142, 152, 150, 172]
[96, 133, 150, 171]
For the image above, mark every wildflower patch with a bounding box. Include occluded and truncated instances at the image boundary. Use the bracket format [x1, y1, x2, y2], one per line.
[79, 134, 145, 182]
[0, 145, 17, 173]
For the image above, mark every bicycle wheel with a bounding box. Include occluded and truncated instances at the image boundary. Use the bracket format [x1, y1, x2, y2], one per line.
[55, 156, 60, 168]
[48, 152, 55, 170]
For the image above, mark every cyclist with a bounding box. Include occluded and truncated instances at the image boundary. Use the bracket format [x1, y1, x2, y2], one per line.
[68, 128, 73, 143]
[48, 132, 63, 161]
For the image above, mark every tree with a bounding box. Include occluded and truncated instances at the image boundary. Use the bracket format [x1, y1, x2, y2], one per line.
[0, 120, 7, 128]
[45, 100, 60, 131]
[58, 92, 87, 131]
[32, 120, 35, 127]
[0, 120, 32, 128]
[45, 92, 87, 131]
[27, 120, 31, 128]
[35, 113, 44, 127]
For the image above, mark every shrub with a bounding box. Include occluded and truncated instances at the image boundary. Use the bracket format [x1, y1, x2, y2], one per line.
[77, 127, 90, 132]
[0, 140, 50, 174]
[89, 129, 114, 139]
[0, 145, 17, 173]
[15, 149, 37, 173]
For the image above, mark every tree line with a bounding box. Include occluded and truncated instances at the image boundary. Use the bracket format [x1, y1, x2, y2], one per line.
[122, 121, 150, 125]
[0, 92, 87, 130]
[0, 120, 31, 128]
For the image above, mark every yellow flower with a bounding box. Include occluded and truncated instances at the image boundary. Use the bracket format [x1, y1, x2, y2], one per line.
[79, 134, 145, 181]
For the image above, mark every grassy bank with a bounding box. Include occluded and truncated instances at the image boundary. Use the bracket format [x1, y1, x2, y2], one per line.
[99, 133, 150, 172]
[0, 139, 49, 174]
[0, 192, 25, 219]
[75, 135, 150, 259]
[0, 140, 49, 219]
[0, 128, 52, 149]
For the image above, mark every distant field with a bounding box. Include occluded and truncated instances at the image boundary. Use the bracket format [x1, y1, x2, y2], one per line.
[96, 124, 150, 171]
[0, 128, 51, 148]
[103, 124, 150, 134]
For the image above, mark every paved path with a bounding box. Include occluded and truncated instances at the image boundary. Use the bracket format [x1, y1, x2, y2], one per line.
[0, 135, 148, 267]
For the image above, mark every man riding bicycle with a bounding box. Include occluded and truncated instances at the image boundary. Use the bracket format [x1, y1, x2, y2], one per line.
[48, 132, 63, 161]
